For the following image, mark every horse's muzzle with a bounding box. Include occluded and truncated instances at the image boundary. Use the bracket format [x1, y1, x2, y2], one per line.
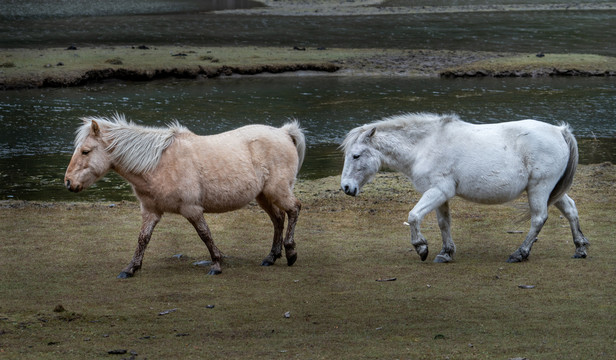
[342, 184, 358, 197]
[65, 179, 81, 193]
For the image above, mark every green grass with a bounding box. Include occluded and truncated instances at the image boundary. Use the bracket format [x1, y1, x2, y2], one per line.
[441, 53, 616, 76]
[1, 164, 615, 359]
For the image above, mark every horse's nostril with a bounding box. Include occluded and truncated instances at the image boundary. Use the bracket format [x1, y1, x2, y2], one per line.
[66, 179, 71, 189]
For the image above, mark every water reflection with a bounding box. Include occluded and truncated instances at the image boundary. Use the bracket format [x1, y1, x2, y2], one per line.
[1, 76, 614, 201]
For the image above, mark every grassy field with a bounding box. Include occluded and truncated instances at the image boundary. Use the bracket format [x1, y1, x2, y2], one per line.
[1, 164, 614, 359]
[2, 46, 615, 89]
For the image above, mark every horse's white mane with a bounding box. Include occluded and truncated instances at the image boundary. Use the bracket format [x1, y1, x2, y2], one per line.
[341, 112, 460, 152]
[74, 113, 191, 174]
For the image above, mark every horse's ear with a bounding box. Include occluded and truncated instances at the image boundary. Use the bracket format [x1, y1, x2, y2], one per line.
[367, 127, 376, 138]
[90, 120, 100, 137]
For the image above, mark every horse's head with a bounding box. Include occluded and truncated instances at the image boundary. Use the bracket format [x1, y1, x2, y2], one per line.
[64, 119, 112, 193]
[341, 127, 381, 196]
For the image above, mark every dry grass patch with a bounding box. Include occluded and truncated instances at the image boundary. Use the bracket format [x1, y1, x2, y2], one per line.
[1, 164, 614, 359]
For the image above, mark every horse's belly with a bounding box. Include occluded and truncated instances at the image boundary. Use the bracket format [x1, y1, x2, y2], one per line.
[456, 172, 527, 204]
[200, 192, 257, 213]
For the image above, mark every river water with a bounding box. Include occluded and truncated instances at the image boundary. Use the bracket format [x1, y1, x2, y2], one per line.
[1, 76, 614, 201]
[1, 1, 615, 201]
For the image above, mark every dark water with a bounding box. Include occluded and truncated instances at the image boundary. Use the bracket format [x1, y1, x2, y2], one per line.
[1, 4, 615, 56]
[1, 76, 614, 201]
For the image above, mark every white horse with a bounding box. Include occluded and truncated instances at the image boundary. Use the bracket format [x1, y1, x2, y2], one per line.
[341, 113, 589, 263]
[65, 114, 305, 277]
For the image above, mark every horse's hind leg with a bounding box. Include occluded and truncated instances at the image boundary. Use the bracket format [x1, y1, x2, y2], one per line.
[118, 210, 161, 278]
[270, 191, 301, 267]
[507, 188, 549, 263]
[554, 194, 589, 259]
[185, 213, 223, 275]
[256, 194, 285, 266]
[434, 202, 456, 263]
[282, 196, 301, 266]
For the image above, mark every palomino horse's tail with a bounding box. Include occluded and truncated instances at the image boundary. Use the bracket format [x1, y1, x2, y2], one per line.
[548, 124, 579, 206]
[282, 120, 306, 176]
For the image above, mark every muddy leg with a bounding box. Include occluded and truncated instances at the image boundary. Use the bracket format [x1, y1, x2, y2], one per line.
[118, 210, 161, 279]
[257, 194, 285, 266]
[282, 198, 301, 266]
[186, 214, 223, 275]
[554, 194, 589, 259]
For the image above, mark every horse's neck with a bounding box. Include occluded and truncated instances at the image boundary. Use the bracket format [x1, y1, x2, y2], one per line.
[375, 130, 418, 171]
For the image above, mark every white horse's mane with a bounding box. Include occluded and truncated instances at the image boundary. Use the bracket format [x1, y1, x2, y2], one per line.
[75, 113, 191, 174]
[341, 112, 460, 152]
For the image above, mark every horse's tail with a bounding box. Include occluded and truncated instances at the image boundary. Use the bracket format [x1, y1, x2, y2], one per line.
[548, 123, 579, 206]
[282, 120, 306, 176]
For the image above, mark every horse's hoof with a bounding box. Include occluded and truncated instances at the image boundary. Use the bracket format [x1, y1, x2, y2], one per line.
[207, 268, 222, 275]
[287, 253, 297, 266]
[434, 254, 452, 263]
[261, 259, 275, 266]
[117, 271, 133, 279]
[506, 256, 523, 263]
[415, 245, 428, 261]
[572, 253, 587, 259]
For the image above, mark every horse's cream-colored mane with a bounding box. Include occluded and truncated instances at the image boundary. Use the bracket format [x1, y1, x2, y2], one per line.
[75, 113, 190, 174]
[341, 112, 460, 152]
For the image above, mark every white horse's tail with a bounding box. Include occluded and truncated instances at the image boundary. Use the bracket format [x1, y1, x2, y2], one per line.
[282, 120, 306, 176]
[548, 124, 579, 206]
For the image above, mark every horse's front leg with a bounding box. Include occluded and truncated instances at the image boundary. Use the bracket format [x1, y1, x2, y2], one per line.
[407, 187, 450, 261]
[186, 214, 223, 275]
[118, 211, 161, 278]
[434, 201, 456, 263]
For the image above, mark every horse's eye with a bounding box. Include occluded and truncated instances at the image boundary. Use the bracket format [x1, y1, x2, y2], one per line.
[352, 154, 360, 159]
[81, 150, 91, 155]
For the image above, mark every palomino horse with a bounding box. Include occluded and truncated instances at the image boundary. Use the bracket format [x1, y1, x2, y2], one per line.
[341, 113, 589, 263]
[65, 114, 305, 277]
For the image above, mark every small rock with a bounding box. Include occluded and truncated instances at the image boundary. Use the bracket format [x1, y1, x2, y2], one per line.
[53, 304, 65, 313]
[158, 308, 177, 316]
[518, 284, 536, 289]
[107, 349, 127, 355]
[193, 260, 212, 266]
[205, 305, 215, 309]
[66, 45, 77, 50]
[283, 311, 291, 318]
